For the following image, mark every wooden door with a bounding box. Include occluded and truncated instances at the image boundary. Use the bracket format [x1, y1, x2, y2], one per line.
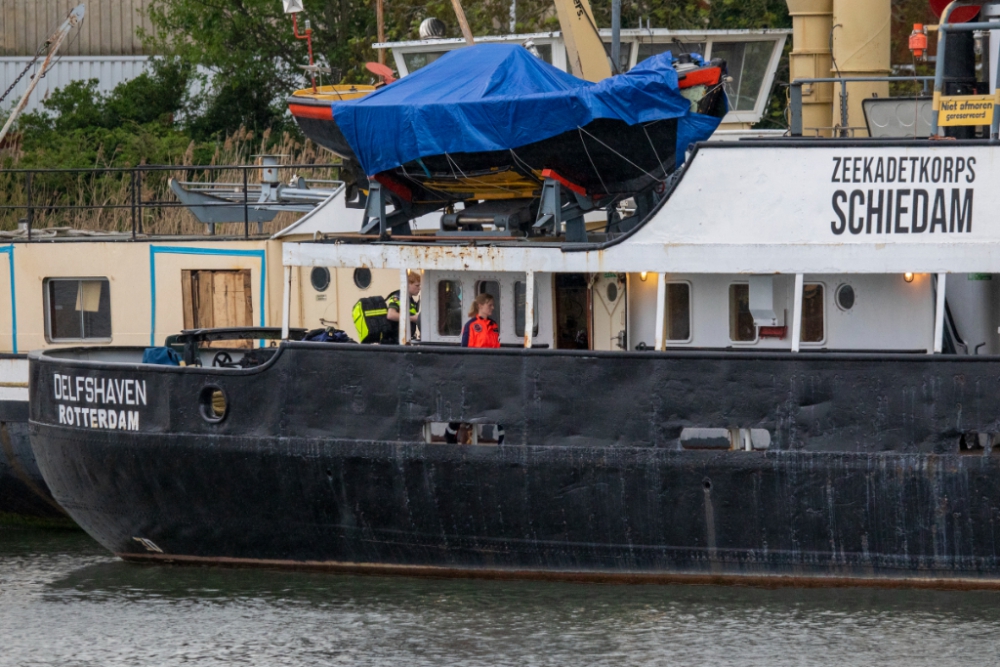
[591, 273, 627, 351]
[182, 270, 253, 347]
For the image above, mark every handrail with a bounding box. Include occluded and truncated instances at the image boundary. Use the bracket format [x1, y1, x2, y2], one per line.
[0, 163, 342, 241]
[788, 76, 934, 137]
[930, 1, 1000, 137]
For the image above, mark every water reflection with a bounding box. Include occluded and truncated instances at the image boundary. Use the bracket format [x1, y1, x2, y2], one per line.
[2, 525, 1000, 666]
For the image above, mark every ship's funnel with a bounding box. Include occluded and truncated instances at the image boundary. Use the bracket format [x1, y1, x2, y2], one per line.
[831, 0, 890, 137]
[785, 0, 833, 136]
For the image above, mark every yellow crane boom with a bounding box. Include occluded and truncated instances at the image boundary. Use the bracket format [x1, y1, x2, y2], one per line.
[553, 0, 612, 81]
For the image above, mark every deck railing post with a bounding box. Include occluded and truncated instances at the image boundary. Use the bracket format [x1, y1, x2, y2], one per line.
[243, 167, 250, 239]
[136, 168, 143, 235]
[791, 273, 804, 352]
[25, 172, 32, 241]
[654, 273, 667, 351]
[838, 79, 849, 136]
[789, 83, 803, 137]
[933, 273, 947, 354]
[130, 170, 137, 239]
[524, 270, 534, 348]
[281, 265, 292, 340]
[399, 268, 409, 345]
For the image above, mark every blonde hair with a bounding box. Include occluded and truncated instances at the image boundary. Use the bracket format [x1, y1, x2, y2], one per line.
[407, 271, 421, 285]
[469, 293, 494, 317]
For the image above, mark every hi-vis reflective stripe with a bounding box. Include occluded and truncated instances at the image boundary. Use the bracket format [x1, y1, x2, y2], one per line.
[365, 308, 388, 316]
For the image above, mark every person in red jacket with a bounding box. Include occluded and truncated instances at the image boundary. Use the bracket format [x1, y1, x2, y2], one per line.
[461, 293, 500, 348]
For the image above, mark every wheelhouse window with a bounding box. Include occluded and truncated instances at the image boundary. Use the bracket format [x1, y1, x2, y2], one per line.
[402, 50, 445, 73]
[514, 281, 539, 337]
[476, 280, 501, 331]
[602, 41, 633, 73]
[801, 284, 825, 343]
[729, 284, 755, 342]
[45, 278, 111, 341]
[712, 41, 773, 111]
[665, 282, 691, 341]
[438, 280, 463, 336]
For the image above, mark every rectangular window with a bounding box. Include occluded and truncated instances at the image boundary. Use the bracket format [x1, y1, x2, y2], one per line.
[801, 283, 825, 343]
[46, 278, 111, 341]
[665, 282, 691, 341]
[438, 280, 463, 336]
[602, 41, 632, 73]
[402, 50, 446, 73]
[514, 281, 540, 337]
[476, 280, 501, 332]
[729, 284, 755, 342]
[424, 421, 503, 445]
[710, 41, 773, 111]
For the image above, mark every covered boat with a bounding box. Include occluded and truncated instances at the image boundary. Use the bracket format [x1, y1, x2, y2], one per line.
[289, 44, 726, 203]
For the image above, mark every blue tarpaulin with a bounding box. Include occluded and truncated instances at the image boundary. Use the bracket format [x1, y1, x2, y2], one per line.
[331, 44, 722, 176]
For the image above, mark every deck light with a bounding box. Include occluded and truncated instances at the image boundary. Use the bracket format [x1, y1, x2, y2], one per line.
[904, 273, 915, 283]
[640, 272, 648, 281]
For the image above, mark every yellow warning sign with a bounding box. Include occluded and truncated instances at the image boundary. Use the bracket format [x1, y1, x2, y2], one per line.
[937, 94, 995, 126]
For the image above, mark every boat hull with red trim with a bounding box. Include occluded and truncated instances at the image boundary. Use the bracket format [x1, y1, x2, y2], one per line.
[287, 64, 726, 201]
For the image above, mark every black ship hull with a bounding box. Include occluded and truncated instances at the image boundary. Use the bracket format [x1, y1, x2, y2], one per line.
[27, 344, 1000, 586]
[0, 397, 70, 525]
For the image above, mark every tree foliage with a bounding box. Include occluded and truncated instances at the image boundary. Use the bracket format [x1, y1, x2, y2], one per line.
[13, 58, 199, 169]
[14, 0, 943, 164]
[139, 0, 791, 139]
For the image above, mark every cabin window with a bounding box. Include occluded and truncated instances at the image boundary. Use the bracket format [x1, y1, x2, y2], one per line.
[45, 278, 111, 341]
[801, 284, 825, 343]
[711, 41, 772, 111]
[424, 421, 504, 446]
[665, 282, 692, 341]
[438, 280, 463, 336]
[728, 284, 755, 342]
[476, 281, 501, 331]
[602, 42, 632, 73]
[353, 268, 372, 290]
[402, 50, 446, 73]
[514, 281, 540, 337]
[835, 283, 855, 311]
[311, 267, 330, 292]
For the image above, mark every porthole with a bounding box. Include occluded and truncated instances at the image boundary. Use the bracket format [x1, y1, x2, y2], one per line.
[353, 268, 372, 290]
[199, 385, 227, 423]
[310, 267, 330, 292]
[606, 282, 618, 302]
[836, 284, 855, 311]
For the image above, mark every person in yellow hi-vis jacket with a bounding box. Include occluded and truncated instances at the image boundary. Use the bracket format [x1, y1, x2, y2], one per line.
[385, 272, 421, 344]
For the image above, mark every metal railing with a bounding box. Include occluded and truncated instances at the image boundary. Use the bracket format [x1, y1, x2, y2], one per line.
[929, 4, 1000, 137]
[0, 163, 342, 241]
[789, 76, 935, 137]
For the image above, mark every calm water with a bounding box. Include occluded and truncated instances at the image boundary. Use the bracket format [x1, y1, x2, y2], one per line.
[2, 525, 1000, 666]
